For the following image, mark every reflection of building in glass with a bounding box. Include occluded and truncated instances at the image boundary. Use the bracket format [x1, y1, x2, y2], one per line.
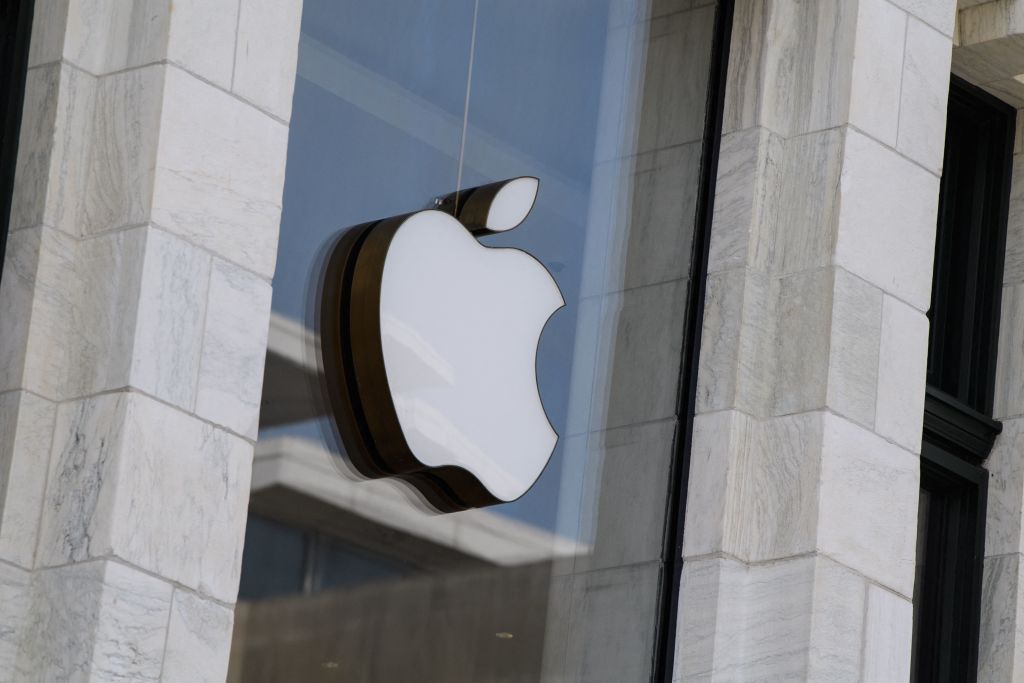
[244, 313, 587, 679]
[247, 436, 585, 567]
[229, 434, 585, 681]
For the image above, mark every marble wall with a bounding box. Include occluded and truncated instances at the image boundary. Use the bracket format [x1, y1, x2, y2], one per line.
[676, 0, 957, 679]
[0, 0, 997, 679]
[0, 0, 301, 679]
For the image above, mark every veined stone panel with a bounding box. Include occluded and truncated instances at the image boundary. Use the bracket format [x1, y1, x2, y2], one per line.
[15, 560, 172, 680]
[678, 0, 955, 677]
[0, 561, 30, 674]
[131, 227, 211, 411]
[150, 66, 288, 279]
[163, 589, 235, 683]
[848, 0, 906, 147]
[862, 584, 914, 682]
[233, 0, 303, 120]
[10, 62, 93, 237]
[36, 392, 253, 603]
[834, 128, 941, 312]
[874, 294, 930, 453]
[0, 0, 302, 677]
[898, 16, 955, 173]
[979, 552, 1024, 681]
[675, 554, 866, 681]
[0, 392, 56, 569]
[194, 258, 273, 439]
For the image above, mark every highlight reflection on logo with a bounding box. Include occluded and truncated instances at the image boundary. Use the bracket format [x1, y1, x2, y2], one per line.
[318, 178, 564, 512]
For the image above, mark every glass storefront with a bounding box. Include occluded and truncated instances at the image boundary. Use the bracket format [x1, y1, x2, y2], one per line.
[231, 1, 721, 680]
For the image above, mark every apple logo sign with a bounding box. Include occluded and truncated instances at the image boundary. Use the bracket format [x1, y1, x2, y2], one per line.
[318, 177, 564, 512]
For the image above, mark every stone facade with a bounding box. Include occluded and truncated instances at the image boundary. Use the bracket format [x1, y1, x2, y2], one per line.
[6, 0, 1024, 680]
[675, 0, 957, 679]
[0, 0, 301, 678]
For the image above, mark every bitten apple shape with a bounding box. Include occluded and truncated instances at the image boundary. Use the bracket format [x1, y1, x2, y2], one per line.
[319, 177, 564, 512]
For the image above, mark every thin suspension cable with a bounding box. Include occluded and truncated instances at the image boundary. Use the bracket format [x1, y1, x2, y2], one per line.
[455, 0, 480, 201]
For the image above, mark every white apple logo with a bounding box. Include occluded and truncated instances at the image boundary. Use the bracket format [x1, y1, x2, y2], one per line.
[319, 177, 564, 511]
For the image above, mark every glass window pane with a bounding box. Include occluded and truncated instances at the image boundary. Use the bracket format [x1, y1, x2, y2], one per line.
[312, 536, 412, 591]
[234, 0, 722, 679]
[238, 515, 309, 601]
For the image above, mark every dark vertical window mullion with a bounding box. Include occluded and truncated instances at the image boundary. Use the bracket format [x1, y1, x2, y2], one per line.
[935, 493, 958, 673]
[655, 1, 733, 680]
[959, 145, 987, 404]
[0, 0, 35, 285]
[980, 115, 1015, 415]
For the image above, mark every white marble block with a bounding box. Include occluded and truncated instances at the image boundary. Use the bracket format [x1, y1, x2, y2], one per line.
[835, 128, 940, 312]
[82, 64, 163, 235]
[817, 413, 919, 598]
[0, 561, 30, 675]
[0, 226, 145, 401]
[16, 560, 172, 681]
[863, 584, 913, 682]
[996, 282, 1024, 420]
[874, 295, 930, 453]
[37, 392, 253, 602]
[162, 589, 235, 683]
[11, 63, 94, 236]
[888, 0, 955, 37]
[233, 0, 303, 121]
[1003, 153, 1024, 287]
[130, 228, 211, 411]
[849, 0, 906, 147]
[684, 410, 823, 563]
[897, 17, 954, 175]
[676, 554, 866, 681]
[978, 553, 1024, 682]
[984, 418, 1024, 558]
[0, 392, 56, 568]
[151, 66, 289, 279]
[62, 0, 170, 76]
[194, 258, 273, 439]
[166, 0, 239, 89]
[826, 268, 883, 429]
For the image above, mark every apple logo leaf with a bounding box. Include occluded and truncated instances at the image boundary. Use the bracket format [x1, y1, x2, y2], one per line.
[434, 176, 539, 235]
[318, 177, 564, 513]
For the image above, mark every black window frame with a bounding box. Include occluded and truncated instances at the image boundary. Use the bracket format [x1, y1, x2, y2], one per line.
[913, 75, 1014, 683]
[0, 0, 35, 284]
[927, 78, 1015, 416]
[912, 440, 989, 682]
[655, 0, 734, 680]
